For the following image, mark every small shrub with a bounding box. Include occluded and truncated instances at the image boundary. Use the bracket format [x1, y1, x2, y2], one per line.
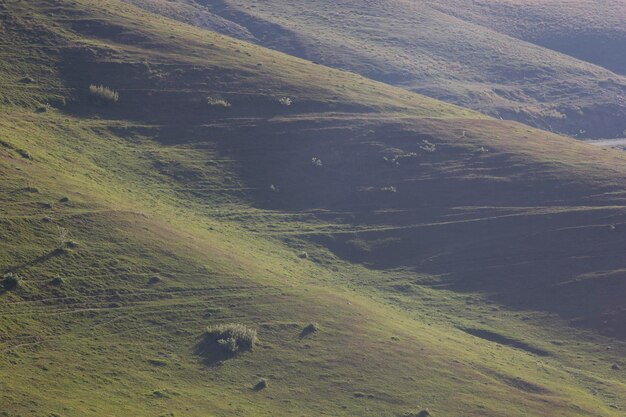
[419, 140, 436, 153]
[278, 97, 293, 106]
[59, 196, 69, 203]
[197, 323, 257, 360]
[400, 409, 431, 417]
[206, 96, 231, 108]
[218, 336, 238, 352]
[65, 240, 79, 249]
[16, 149, 32, 159]
[51, 96, 67, 108]
[300, 322, 319, 338]
[55, 227, 78, 249]
[305, 322, 319, 333]
[147, 275, 162, 285]
[57, 226, 70, 248]
[89, 84, 119, 103]
[254, 378, 268, 390]
[50, 276, 66, 287]
[56, 226, 69, 247]
[152, 390, 169, 399]
[2, 273, 22, 291]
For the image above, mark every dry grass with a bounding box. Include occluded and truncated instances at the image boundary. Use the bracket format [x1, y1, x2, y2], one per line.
[206, 96, 231, 108]
[198, 323, 257, 356]
[89, 84, 119, 102]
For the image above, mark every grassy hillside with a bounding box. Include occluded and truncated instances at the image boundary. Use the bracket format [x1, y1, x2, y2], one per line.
[1, 1, 625, 416]
[124, 0, 626, 138]
[427, 0, 626, 76]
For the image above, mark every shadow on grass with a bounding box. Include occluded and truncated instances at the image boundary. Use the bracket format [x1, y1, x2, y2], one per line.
[252, 379, 268, 391]
[460, 327, 551, 357]
[3, 248, 66, 275]
[299, 323, 319, 339]
[194, 333, 241, 367]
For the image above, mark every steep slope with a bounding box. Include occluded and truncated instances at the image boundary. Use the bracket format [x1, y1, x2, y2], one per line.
[124, 0, 626, 138]
[1, 1, 625, 416]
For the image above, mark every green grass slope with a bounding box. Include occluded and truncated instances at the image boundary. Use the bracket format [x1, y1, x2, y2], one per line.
[124, 0, 626, 138]
[0, 1, 625, 416]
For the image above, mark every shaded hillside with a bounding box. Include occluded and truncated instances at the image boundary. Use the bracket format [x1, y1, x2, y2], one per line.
[226, 114, 626, 337]
[125, 0, 626, 138]
[427, 0, 626, 76]
[0, 1, 625, 416]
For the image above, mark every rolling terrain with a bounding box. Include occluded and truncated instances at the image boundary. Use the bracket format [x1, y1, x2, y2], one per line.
[427, 0, 626, 76]
[124, 0, 626, 138]
[1, 1, 626, 416]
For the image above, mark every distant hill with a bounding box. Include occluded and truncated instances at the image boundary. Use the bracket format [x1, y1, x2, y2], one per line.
[427, 0, 626, 76]
[126, 0, 626, 138]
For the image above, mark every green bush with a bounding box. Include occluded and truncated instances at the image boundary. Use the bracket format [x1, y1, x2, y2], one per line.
[147, 275, 162, 285]
[254, 378, 268, 390]
[65, 240, 79, 249]
[2, 273, 22, 291]
[197, 323, 257, 358]
[89, 84, 119, 103]
[50, 276, 66, 286]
